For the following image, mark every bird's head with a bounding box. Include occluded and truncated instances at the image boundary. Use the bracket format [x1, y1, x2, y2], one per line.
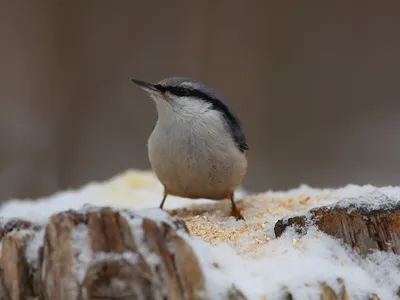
[131, 76, 249, 152]
[131, 76, 225, 117]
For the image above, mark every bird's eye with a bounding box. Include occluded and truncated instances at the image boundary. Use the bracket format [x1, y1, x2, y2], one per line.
[178, 87, 191, 97]
[164, 86, 192, 97]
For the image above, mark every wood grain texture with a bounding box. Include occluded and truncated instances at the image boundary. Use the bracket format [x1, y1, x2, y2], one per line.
[0, 207, 206, 300]
[0, 218, 39, 300]
[274, 203, 400, 256]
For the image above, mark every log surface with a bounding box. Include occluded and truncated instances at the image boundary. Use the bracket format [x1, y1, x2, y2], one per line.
[274, 201, 400, 256]
[0, 201, 393, 300]
[0, 206, 206, 300]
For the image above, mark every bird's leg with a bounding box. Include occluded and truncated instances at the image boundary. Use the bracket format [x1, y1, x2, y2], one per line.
[227, 191, 245, 221]
[159, 187, 168, 209]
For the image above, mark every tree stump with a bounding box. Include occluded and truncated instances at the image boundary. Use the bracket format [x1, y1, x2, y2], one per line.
[274, 196, 400, 256]
[0, 198, 393, 300]
[0, 206, 206, 300]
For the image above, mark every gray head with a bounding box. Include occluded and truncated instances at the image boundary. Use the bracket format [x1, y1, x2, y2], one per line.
[131, 76, 248, 152]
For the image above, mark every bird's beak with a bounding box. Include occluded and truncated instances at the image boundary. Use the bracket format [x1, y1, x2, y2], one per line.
[131, 79, 161, 94]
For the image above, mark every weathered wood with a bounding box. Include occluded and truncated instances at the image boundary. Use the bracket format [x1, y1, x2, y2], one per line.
[0, 218, 40, 240]
[0, 234, 34, 300]
[369, 293, 380, 300]
[337, 278, 349, 300]
[226, 284, 248, 300]
[274, 202, 400, 256]
[164, 223, 206, 300]
[0, 218, 40, 300]
[82, 209, 154, 300]
[320, 282, 338, 300]
[0, 207, 207, 300]
[0, 204, 387, 300]
[41, 211, 83, 299]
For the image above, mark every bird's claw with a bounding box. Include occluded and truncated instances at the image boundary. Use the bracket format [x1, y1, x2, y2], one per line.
[231, 208, 245, 221]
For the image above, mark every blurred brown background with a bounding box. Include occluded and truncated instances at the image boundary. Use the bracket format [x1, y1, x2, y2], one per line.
[1, 1, 400, 201]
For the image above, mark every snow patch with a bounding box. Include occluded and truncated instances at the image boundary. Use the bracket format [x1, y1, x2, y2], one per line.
[329, 190, 400, 212]
[26, 228, 45, 266]
[73, 223, 92, 283]
[188, 227, 400, 299]
[0, 169, 399, 299]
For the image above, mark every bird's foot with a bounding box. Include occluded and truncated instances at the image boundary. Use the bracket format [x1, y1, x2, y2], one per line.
[230, 206, 245, 221]
[167, 209, 179, 217]
[226, 191, 245, 221]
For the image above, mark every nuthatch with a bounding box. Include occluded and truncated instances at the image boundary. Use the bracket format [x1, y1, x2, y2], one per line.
[131, 77, 248, 220]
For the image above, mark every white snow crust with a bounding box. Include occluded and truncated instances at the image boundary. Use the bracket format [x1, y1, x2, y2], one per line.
[0, 169, 399, 299]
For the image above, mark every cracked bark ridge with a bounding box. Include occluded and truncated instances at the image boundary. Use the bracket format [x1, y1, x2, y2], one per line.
[0, 217, 41, 240]
[0, 218, 41, 300]
[0, 207, 207, 300]
[226, 284, 248, 300]
[274, 199, 400, 256]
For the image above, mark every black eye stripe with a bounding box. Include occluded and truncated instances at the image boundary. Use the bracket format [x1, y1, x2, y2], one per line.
[164, 85, 214, 101]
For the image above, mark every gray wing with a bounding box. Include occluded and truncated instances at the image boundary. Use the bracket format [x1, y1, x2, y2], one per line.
[222, 106, 249, 152]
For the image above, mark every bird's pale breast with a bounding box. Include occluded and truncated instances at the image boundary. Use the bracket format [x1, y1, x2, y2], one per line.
[147, 121, 247, 200]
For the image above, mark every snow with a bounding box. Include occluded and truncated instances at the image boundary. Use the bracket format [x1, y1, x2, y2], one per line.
[73, 223, 92, 283]
[0, 169, 399, 299]
[126, 207, 179, 228]
[25, 228, 45, 266]
[188, 227, 400, 299]
[329, 190, 400, 212]
[0, 169, 247, 225]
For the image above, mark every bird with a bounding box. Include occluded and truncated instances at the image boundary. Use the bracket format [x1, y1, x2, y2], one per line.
[131, 77, 249, 220]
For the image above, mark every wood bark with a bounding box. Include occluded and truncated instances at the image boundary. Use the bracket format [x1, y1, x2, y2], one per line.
[0, 207, 206, 300]
[274, 202, 400, 256]
[0, 218, 40, 300]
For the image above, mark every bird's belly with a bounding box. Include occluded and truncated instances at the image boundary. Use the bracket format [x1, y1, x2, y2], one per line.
[148, 134, 246, 200]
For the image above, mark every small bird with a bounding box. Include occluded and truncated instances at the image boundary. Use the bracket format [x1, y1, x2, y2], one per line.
[131, 77, 248, 220]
